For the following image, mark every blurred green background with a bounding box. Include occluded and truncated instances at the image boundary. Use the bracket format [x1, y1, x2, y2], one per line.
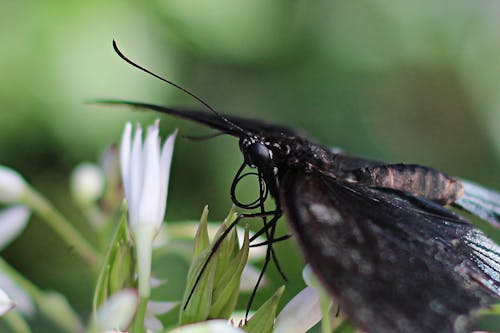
[1, 0, 499, 331]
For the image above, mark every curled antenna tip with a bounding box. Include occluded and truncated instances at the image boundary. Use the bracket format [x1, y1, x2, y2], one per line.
[109, 40, 248, 136]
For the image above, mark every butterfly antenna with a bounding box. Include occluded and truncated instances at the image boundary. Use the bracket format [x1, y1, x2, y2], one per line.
[112, 40, 247, 135]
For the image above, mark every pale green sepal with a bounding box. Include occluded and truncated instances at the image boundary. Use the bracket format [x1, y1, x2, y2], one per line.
[193, 205, 210, 260]
[109, 236, 134, 292]
[93, 205, 134, 314]
[181, 206, 245, 324]
[210, 225, 249, 318]
[244, 286, 285, 333]
[213, 210, 239, 286]
[180, 251, 218, 324]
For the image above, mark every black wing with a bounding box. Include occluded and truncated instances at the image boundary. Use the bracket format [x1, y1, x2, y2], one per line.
[281, 170, 500, 333]
[98, 100, 306, 138]
[454, 178, 500, 227]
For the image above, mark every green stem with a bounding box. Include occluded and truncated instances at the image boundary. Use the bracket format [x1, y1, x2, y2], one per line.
[0, 258, 42, 300]
[133, 297, 148, 333]
[133, 225, 154, 298]
[2, 310, 32, 333]
[23, 187, 100, 266]
[319, 291, 332, 333]
[0, 258, 82, 332]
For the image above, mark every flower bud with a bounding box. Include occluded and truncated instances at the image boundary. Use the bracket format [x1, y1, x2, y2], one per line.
[0, 205, 30, 251]
[92, 289, 139, 332]
[0, 166, 27, 204]
[70, 163, 104, 204]
[0, 287, 15, 316]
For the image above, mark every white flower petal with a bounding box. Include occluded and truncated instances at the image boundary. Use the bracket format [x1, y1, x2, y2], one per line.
[70, 163, 104, 204]
[302, 264, 321, 289]
[120, 122, 132, 201]
[129, 124, 143, 226]
[0, 273, 34, 316]
[274, 287, 321, 333]
[118, 120, 176, 298]
[158, 130, 177, 224]
[170, 320, 246, 333]
[147, 300, 178, 315]
[0, 288, 15, 316]
[94, 289, 138, 331]
[138, 122, 161, 229]
[0, 205, 30, 251]
[150, 276, 167, 289]
[144, 312, 164, 331]
[0, 166, 27, 204]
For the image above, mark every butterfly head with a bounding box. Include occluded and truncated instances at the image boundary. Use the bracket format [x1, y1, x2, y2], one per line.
[240, 136, 274, 170]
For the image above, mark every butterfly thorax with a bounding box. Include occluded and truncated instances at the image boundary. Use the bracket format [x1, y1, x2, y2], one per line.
[240, 135, 464, 206]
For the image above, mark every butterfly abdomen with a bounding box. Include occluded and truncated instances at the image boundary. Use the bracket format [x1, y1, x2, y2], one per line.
[351, 164, 464, 205]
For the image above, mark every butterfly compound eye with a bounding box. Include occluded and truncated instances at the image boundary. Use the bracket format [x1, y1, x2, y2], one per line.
[246, 142, 273, 168]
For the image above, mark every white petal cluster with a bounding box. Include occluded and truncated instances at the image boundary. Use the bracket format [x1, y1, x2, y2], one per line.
[120, 120, 177, 297]
[120, 121, 176, 234]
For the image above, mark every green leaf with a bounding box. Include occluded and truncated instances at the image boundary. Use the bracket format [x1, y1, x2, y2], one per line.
[210, 225, 249, 318]
[180, 250, 218, 324]
[180, 206, 250, 324]
[193, 205, 210, 260]
[92, 205, 134, 314]
[213, 211, 239, 288]
[244, 286, 285, 333]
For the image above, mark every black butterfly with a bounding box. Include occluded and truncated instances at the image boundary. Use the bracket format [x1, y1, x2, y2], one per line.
[102, 41, 500, 333]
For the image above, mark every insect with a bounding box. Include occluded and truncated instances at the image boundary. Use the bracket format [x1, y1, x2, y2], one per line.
[102, 41, 500, 333]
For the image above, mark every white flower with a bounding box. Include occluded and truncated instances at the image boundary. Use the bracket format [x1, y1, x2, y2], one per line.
[120, 120, 176, 297]
[0, 205, 30, 251]
[144, 300, 178, 331]
[170, 320, 246, 333]
[120, 120, 176, 233]
[0, 166, 27, 204]
[274, 287, 321, 333]
[302, 264, 319, 289]
[0, 287, 15, 316]
[0, 272, 34, 316]
[70, 162, 104, 204]
[274, 265, 333, 333]
[92, 289, 139, 332]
